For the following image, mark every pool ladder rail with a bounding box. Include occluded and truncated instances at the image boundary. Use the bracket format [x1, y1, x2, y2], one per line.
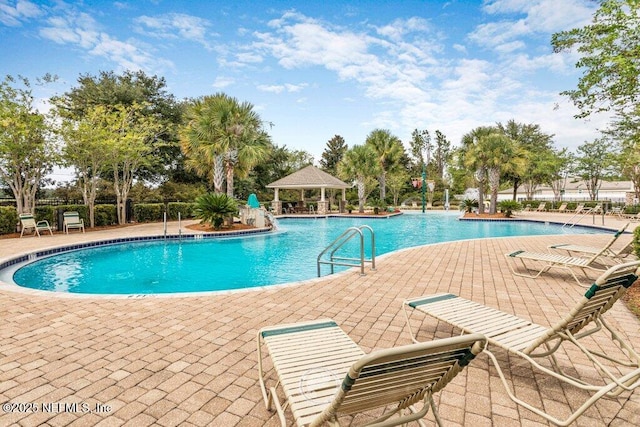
[317, 225, 375, 277]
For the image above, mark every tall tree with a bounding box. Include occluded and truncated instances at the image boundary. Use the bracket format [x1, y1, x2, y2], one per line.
[552, 0, 640, 120]
[52, 70, 182, 183]
[320, 135, 347, 176]
[466, 132, 524, 214]
[432, 130, 451, 181]
[574, 137, 617, 200]
[365, 129, 403, 201]
[57, 105, 111, 227]
[496, 120, 555, 200]
[180, 95, 227, 192]
[460, 126, 496, 214]
[103, 103, 162, 224]
[180, 93, 271, 197]
[338, 145, 381, 213]
[542, 148, 574, 201]
[0, 75, 57, 214]
[409, 129, 432, 167]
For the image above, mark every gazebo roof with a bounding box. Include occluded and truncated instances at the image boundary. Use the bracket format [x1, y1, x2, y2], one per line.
[266, 165, 351, 189]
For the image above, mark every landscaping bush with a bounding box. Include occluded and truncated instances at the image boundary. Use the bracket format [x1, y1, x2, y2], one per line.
[94, 204, 118, 226]
[167, 202, 196, 220]
[34, 206, 56, 226]
[194, 193, 238, 229]
[460, 199, 478, 213]
[498, 200, 521, 217]
[0, 206, 18, 235]
[634, 226, 640, 259]
[133, 203, 164, 223]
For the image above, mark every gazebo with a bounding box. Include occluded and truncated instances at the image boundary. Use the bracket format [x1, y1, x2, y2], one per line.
[266, 165, 351, 215]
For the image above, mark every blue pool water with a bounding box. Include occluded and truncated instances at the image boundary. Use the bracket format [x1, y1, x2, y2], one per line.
[11, 212, 600, 294]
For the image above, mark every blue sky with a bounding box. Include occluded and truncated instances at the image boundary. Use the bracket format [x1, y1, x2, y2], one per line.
[1, 0, 608, 182]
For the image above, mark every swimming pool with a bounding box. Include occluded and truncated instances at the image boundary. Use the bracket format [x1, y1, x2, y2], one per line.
[8, 212, 600, 294]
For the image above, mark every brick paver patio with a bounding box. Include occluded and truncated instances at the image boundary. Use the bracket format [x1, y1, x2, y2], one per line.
[1, 213, 639, 426]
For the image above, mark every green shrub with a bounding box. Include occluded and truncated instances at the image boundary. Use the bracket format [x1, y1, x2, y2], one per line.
[94, 205, 118, 226]
[0, 206, 18, 235]
[133, 203, 164, 223]
[167, 202, 196, 220]
[634, 226, 640, 259]
[194, 193, 238, 229]
[460, 199, 478, 213]
[498, 200, 521, 218]
[34, 206, 56, 226]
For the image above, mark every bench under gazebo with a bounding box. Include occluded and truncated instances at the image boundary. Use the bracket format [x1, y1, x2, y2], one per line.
[266, 165, 351, 215]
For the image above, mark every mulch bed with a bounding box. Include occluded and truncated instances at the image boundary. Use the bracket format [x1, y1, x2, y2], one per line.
[462, 212, 509, 219]
[185, 223, 256, 232]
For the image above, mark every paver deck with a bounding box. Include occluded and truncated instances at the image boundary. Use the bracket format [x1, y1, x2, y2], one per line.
[1, 213, 639, 426]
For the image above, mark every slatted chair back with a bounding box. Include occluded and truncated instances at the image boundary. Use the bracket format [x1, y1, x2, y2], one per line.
[526, 262, 639, 352]
[317, 334, 485, 420]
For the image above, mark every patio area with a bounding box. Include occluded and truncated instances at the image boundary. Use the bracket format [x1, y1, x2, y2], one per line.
[1, 213, 639, 426]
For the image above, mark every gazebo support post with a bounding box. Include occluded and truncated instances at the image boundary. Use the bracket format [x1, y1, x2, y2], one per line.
[272, 188, 282, 215]
[318, 187, 329, 215]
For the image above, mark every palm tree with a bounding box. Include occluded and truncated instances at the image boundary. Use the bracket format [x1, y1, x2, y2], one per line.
[180, 94, 271, 197]
[476, 134, 525, 213]
[338, 145, 381, 213]
[180, 95, 227, 192]
[365, 129, 403, 201]
[212, 97, 271, 197]
[461, 126, 496, 214]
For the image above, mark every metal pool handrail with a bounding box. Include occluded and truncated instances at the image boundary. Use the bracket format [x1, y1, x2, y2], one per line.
[317, 225, 375, 277]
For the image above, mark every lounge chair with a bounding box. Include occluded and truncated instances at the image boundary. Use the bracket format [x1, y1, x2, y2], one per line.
[548, 223, 635, 264]
[535, 202, 546, 212]
[19, 213, 53, 238]
[402, 261, 640, 426]
[623, 211, 640, 222]
[549, 202, 567, 213]
[257, 318, 486, 426]
[572, 203, 586, 213]
[505, 236, 617, 285]
[63, 211, 85, 234]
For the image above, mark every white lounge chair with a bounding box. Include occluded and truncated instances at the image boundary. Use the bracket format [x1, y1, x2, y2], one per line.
[402, 261, 640, 426]
[535, 202, 546, 212]
[549, 202, 567, 213]
[548, 223, 635, 264]
[63, 211, 85, 234]
[19, 213, 53, 238]
[505, 237, 617, 285]
[257, 318, 486, 426]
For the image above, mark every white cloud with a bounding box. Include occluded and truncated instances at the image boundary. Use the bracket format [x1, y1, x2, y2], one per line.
[39, 9, 173, 73]
[134, 13, 214, 50]
[212, 76, 235, 89]
[257, 83, 308, 93]
[471, 0, 597, 52]
[0, 0, 42, 26]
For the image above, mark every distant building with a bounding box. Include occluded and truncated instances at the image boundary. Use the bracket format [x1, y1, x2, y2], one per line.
[497, 179, 636, 204]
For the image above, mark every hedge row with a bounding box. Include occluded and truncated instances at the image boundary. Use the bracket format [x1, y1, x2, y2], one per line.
[1, 202, 197, 235]
[0, 206, 18, 234]
[133, 202, 196, 223]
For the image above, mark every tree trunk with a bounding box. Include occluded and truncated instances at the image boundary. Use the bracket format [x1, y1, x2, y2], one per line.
[512, 178, 520, 201]
[379, 172, 386, 201]
[357, 179, 365, 213]
[226, 165, 234, 198]
[488, 168, 500, 214]
[213, 154, 224, 193]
